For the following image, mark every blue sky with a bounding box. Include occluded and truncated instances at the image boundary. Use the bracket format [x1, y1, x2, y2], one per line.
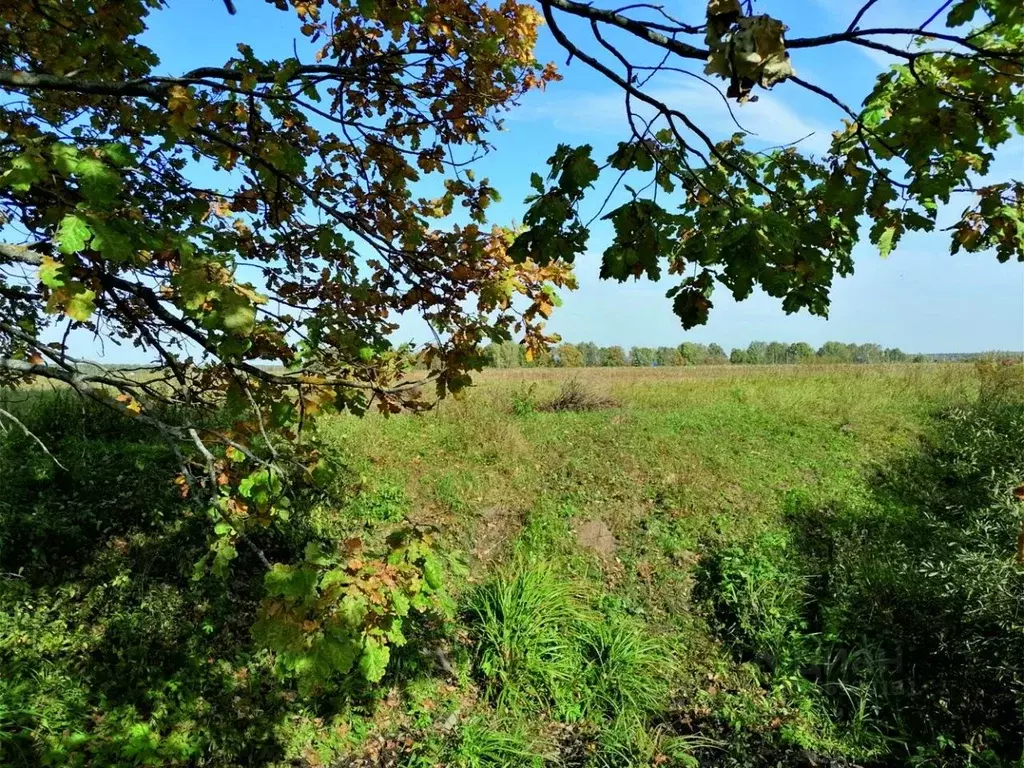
[127, 0, 1024, 355]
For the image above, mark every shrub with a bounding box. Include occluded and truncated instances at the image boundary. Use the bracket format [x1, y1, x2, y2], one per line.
[0, 391, 184, 578]
[781, 387, 1024, 765]
[254, 530, 449, 694]
[539, 379, 617, 413]
[694, 384, 1024, 765]
[976, 359, 1024, 405]
[0, 393, 449, 765]
[697, 531, 810, 674]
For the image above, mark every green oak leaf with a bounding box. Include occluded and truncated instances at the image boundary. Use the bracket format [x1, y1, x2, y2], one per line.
[74, 156, 122, 206]
[39, 257, 66, 288]
[101, 142, 136, 168]
[56, 214, 93, 254]
[946, 0, 980, 27]
[90, 222, 133, 261]
[51, 144, 82, 176]
[221, 300, 256, 335]
[422, 556, 442, 590]
[359, 635, 391, 682]
[876, 225, 897, 258]
[2, 153, 46, 191]
[319, 632, 361, 675]
[65, 283, 97, 322]
[264, 563, 318, 601]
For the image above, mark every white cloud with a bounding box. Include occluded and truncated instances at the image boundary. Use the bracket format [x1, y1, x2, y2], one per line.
[806, 0, 937, 71]
[513, 75, 834, 156]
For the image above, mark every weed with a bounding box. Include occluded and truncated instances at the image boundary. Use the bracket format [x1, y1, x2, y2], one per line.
[510, 383, 538, 416]
[697, 531, 810, 674]
[344, 479, 410, 524]
[433, 471, 474, 515]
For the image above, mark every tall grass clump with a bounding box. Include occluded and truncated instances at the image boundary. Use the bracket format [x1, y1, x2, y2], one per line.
[578, 618, 673, 764]
[465, 559, 676, 765]
[465, 562, 584, 715]
[446, 718, 545, 768]
[579, 619, 671, 723]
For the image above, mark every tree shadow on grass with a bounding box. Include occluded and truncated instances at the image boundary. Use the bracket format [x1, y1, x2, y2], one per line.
[0, 393, 393, 766]
[782, 396, 1024, 765]
[687, 389, 1024, 767]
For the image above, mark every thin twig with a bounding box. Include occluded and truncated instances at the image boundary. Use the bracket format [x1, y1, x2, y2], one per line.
[0, 407, 67, 469]
[188, 428, 273, 571]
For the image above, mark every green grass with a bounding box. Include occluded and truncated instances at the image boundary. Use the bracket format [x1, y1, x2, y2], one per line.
[466, 561, 586, 716]
[4, 364, 1022, 767]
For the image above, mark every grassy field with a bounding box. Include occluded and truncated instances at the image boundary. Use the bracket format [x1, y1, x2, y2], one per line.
[2, 364, 1022, 766]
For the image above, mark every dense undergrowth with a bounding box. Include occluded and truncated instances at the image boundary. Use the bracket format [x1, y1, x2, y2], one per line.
[1, 365, 1021, 766]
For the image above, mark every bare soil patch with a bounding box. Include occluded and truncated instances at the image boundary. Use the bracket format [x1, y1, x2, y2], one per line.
[468, 506, 523, 570]
[574, 518, 617, 557]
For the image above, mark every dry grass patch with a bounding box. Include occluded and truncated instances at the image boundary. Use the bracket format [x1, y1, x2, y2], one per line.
[538, 379, 618, 413]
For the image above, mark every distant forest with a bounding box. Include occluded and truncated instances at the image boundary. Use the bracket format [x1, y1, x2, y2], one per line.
[482, 341, 1020, 368]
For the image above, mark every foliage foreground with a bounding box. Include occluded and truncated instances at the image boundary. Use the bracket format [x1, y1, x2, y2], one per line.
[2, 364, 1023, 767]
[0, 3, 1021, 744]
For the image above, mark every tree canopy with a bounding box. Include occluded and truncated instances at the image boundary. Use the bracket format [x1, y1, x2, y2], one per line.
[2, 0, 1020, 425]
[510, 0, 1022, 329]
[0, 0, 1021, 688]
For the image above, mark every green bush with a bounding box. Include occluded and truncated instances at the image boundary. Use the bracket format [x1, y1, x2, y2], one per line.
[829, 394, 1024, 765]
[0, 392, 183, 578]
[253, 531, 449, 695]
[0, 394, 366, 765]
[509, 384, 537, 416]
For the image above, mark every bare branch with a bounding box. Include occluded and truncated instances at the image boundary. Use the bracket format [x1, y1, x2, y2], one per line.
[788, 27, 1021, 61]
[541, 0, 706, 60]
[847, 0, 883, 32]
[0, 242, 45, 265]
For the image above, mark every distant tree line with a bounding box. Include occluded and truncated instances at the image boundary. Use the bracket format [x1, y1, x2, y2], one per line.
[481, 341, 939, 368]
[730, 341, 914, 365]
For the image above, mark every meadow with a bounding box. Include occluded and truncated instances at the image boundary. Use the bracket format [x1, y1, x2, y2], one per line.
[1, 363, 1022, 767]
